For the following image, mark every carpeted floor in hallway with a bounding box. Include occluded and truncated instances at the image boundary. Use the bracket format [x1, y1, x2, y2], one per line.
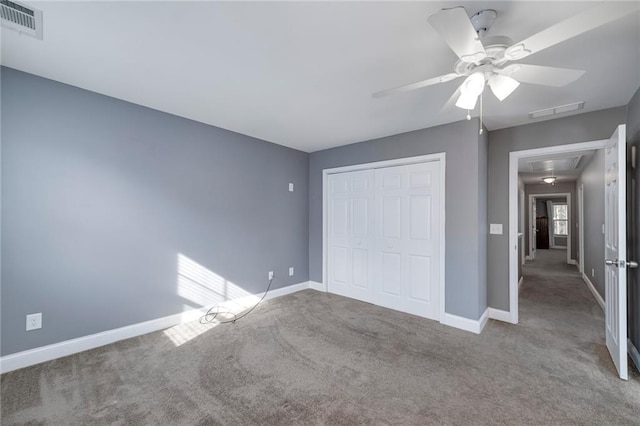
[2, 251, 639, 424]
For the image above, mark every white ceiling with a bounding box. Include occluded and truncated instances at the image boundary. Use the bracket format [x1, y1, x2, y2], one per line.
[518, 149, 597, 184]
[2, 1, 639, 152]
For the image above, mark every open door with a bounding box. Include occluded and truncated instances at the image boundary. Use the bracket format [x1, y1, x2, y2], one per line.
[604, 124, 628, 380]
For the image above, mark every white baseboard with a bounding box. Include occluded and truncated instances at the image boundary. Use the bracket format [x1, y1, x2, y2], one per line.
[581, 273, 605, 311]
[308, 281, 325, 292]
[525, 255, 533, 261]
[488, 308, 512, 323]
[0, 280, 313, 374]
[518, 276, 524, 290]
[629, 339, 640, 373]
[441, 308, 488, 334]
[568, 259, 577, 265]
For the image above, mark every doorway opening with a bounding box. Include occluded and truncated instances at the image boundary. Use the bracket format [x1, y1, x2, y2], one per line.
[508, 125, 630, 380]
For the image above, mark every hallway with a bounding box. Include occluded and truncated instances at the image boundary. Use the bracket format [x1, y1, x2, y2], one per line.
[520, 248, 637, 375]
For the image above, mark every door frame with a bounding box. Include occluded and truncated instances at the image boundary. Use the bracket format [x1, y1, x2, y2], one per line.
[578, 184, 585, 274]
[528, 193, 571, 263]
[322, 153, 446, 322]
[508, 140, 606, 324]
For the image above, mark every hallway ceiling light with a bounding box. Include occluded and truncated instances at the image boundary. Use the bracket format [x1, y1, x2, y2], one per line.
[542, 176, 557, 184]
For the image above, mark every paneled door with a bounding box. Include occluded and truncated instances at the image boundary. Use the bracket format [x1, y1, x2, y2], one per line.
[374, 162, 441, 320]
[604, 124, 628, 380]
[327, 170, 375, 303]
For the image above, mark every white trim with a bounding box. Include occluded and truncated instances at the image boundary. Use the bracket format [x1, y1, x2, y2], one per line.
[568, 259, 577, 265]
[488, 308, 512, 323]
[308, 281, 324, 292]
[629, 339, 640, 373]
[525, 255, 533, 261]
[0, 281, 313, 374]
[578, 184, 585, 274]
[581, 273, 605, 311]
[321, 153, 447, 324]
[518, 276, 524, 291]
[441, 308, 488, 334]
[509, 139, 607, 325]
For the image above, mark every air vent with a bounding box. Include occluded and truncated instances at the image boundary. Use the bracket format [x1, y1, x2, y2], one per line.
[1, 0, 42, 39]
[529, 102, 584, 120]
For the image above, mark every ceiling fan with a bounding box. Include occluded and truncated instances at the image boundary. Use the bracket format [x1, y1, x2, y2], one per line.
[372, 3, 638, 113]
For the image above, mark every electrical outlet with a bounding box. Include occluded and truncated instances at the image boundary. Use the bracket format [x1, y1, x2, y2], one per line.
[26, 313, 42, 331]
[268, 271, 274, 280]
[592, 268, 595, 277]
[289, 267, 294, 276]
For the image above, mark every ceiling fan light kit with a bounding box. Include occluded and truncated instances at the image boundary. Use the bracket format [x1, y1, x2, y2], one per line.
[488, 74, 520, 101]
[372, 3, 638, 122]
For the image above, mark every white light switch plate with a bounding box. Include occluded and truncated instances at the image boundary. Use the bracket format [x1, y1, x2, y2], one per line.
[288, 183, 294, 192]
[490, 224, 503, 235]
[289, 267, 294, 276]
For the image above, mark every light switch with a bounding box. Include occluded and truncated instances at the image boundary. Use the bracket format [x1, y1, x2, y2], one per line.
[289, 183, 294, 192]
[490, 224, 503, 235]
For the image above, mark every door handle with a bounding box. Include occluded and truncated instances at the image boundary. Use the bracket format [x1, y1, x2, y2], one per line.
[627, 261, 638, 269]
[605, 259, 619, 267]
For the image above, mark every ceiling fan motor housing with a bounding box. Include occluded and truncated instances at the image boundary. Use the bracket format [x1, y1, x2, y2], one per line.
[470, 9, 497, 36]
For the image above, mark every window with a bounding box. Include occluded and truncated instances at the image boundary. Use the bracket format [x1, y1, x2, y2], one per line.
[553, 204, 568, 236]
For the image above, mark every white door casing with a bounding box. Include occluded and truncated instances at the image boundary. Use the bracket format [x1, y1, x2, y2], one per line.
[604, 124, 628, 381]
[578, 184, 584, 274]
[509, 139, 607, 325]
[374, 162, 441, 320]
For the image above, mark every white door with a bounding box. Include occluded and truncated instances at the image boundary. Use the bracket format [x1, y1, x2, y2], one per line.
[604, 124, 628, 380]
[327, 170, 375, 303]
[374, 162, 441, 320]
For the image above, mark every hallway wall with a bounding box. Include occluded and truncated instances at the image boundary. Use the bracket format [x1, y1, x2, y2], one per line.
[576, 150, 605, 298]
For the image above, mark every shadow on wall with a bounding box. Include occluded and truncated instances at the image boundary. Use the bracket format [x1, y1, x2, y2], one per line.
[163, 253, 262, 347]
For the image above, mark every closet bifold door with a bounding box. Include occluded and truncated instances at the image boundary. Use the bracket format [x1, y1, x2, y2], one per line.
[327, 170, 375, 303]
[374, 162, 441, 320]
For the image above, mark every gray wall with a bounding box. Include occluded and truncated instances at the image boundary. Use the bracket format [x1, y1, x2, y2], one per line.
[576, 149, 605, 298]
[523, 186, 575, 258]
[309, 119, 487, 320]
[477, 127, 488, 313]
[1, 68, 310, 356]
[487, 107, 627, 311]
[627, 86, 640, 356]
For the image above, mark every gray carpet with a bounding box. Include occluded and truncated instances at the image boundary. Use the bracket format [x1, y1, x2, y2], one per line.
[2, 251, 639, 424]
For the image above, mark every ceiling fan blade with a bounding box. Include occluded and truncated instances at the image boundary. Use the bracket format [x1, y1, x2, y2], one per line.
[428, 7, 487, 63]
[504, 64, 585, 87]
[504, 3, 639, 61]
[441, 84, 463, 112]
[372, 73, 460, 98]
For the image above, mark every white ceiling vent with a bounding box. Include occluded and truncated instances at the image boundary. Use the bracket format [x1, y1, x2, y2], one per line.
[526, 155, 583, 172]
[1, 0, 42, 40]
